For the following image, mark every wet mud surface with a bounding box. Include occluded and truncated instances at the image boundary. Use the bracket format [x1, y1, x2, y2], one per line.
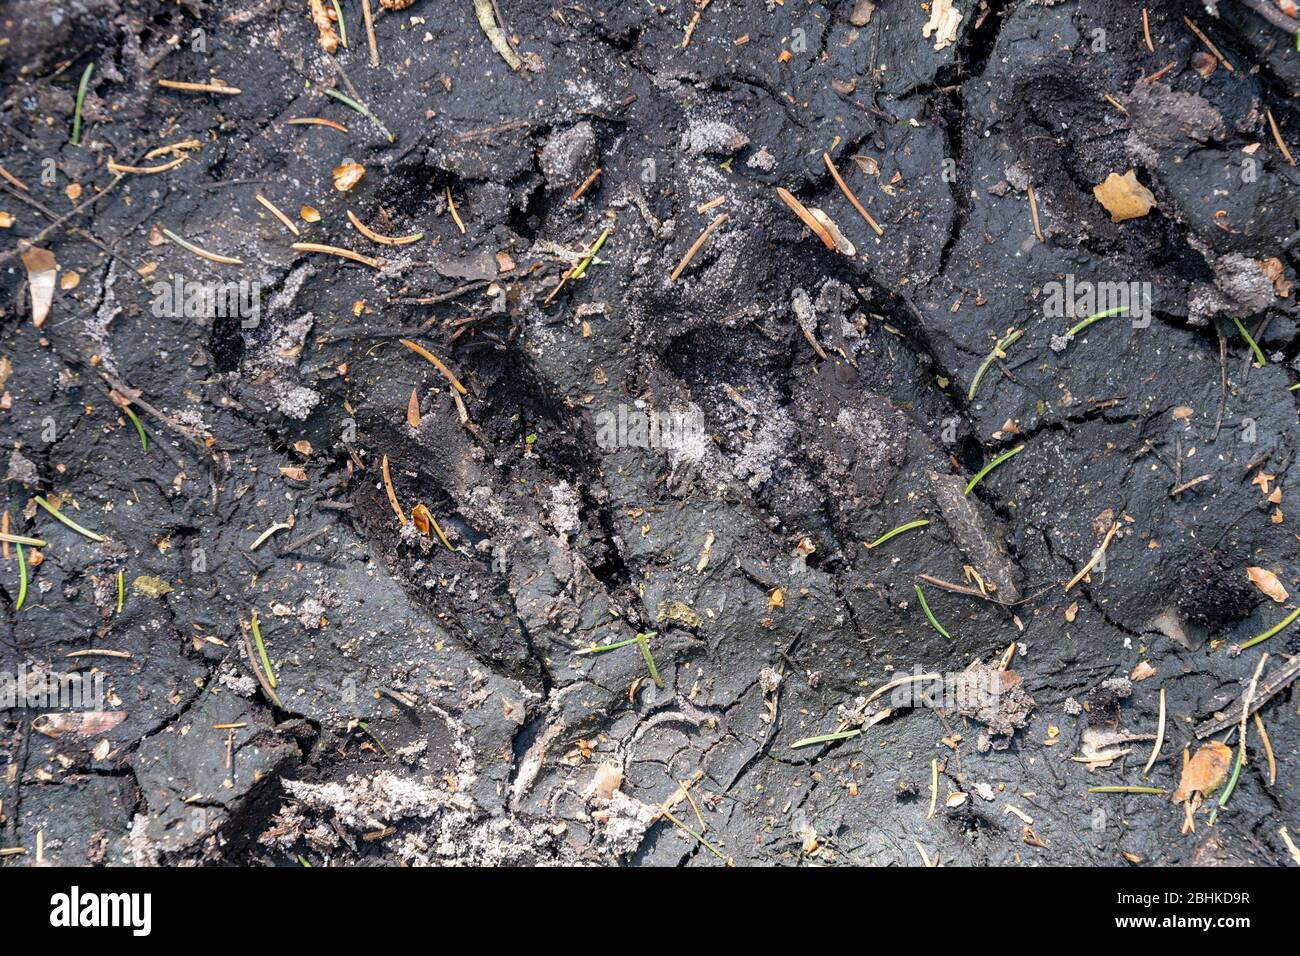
[1, 0, 1298, 866]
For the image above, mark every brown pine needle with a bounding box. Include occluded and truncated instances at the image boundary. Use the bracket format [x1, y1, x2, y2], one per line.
[1141, 8, 1154, 53]
[1064, 521, 1119, 591]
[256, 193, 301, 236]
[1, 512, 8, 559]
[0, 164, 30, 192]
[1143, 61, 1176, 83]
[381, 454, 406, 525]
[1143, 687, 1166, 776]
[822, 152, 884, 237]
[1253, 713, 1276, 785]
[398, 339, 469, 395]
[1103, 94, 1127, 114]
[347, 210, 422, 246]
[291, 241, 383, 269]
[569, 167, 601, 202]
[286, 117, 349, 132]
[162, 227, 244, 265]
[158, 78, 242, 94]
[1183, 17, 1233, 72]
[681, 0, 711, 49]
[670, 213, 728, 281]
[775, 186, 835, 250]
[445, 186, 466, 233]
[1266, 110, 1296, 167]
[361, 0, 379, 67]
[1027, 184, 1044, 241]
[107, 156, 187, 175]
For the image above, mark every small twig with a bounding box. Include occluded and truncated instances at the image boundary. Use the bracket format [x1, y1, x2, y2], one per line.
[1266, 109, 1296, 167]
[822, 152, 883, 236]
[361, 0, 379, 66]
[158, 78, 242, 94]
[1064, 520, 1119, 591]
[669, 213, 728, 281]
[1183, 16, 1233, 72]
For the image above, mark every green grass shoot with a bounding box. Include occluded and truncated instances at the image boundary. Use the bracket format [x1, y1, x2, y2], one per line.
[116, 570, 124, 614]
[968, 328, 1022, 401]
[636, 630, 664, 688]
[1066, 306, 1125, 339]
[324, 87, 395, 143]
[1232, 316, 1266, 367]
[120, 403, 147, 451]
[34, 495, 105, 542]
[330, 0, 347, 47]
[15, 544, 27, 612]
[1208, 749, 1245, 825]
[250, 610, 276, 689]
[1238, 605, 1300, 651]
[572, 228, 610, 279]
[72, 62, 93, 146]
[965, 444, 1025, 495]
[915, 584, 951, 640]
[866, 519, 929, 550]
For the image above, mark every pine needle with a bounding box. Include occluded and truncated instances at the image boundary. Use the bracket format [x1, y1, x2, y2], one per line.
[964, 444, 1024, 495]
[865, 519, 928, 550]
[72, 62, 94, 146]
[15, 544, 27, 612]
[34, 495, 105, 542]
[915, 585, 952, 640]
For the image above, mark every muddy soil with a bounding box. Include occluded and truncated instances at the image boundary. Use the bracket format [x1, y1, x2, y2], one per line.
[0, 0, 1298, 866]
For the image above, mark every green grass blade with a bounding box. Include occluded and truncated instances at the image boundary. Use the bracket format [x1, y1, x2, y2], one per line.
[34, 496, 105, 542]
[15, 544, 27, 612]
[965, 443, 1025, 495]
[791, 728, 862, 749]
[1066, 306, 1125, 338]
[72, 62, 94, 146]
[1232, 316, 1266, 367]
[865, 519, 929, 550]
[1238, 605, 1300, 651]
[914, 584, 951, 640]
[251, 610, 276, 689]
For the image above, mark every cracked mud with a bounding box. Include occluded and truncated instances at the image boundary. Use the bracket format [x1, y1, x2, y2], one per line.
[1, 0, 1299, 867]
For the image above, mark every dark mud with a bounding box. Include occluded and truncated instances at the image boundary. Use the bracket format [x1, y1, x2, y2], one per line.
[0, 0, 1298, 866]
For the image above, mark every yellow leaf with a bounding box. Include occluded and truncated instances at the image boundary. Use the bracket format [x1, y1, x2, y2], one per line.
[1093, 170, 1155, 222]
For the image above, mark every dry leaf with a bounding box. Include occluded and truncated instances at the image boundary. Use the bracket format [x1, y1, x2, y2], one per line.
[20, 245, 58, 328]
[278, 466, 308, 482]
[1093, 170, 1155, 222]
[1172, 741, 1232, 803]
[1130, 660, 1158, 681]
[333, 162, 365, 192]
[1247, 566, 1288, 603]
[585, 760, 622, 801]
[411, 502, 432, 535]
[32, 711, 127, 739]
[292, 440, 313, 456]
